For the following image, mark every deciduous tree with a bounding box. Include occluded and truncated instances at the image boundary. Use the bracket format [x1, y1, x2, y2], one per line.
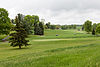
[0, 8, 12, 35]
[84, 20, 92, 33]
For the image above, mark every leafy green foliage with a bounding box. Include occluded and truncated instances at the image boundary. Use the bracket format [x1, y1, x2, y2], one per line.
[23, 15, 34, 34]
[92, 23, 97, 30]
[9, 14, 30, 49]
[61, 25, 68, 30]
[61, 25, 76, 30]
[50, 25, 56, 30]
[0, 8, 12, 35]
[84, 20, 92, 33]
[34, 15, 39, 35]
[96, 24, 100, 34]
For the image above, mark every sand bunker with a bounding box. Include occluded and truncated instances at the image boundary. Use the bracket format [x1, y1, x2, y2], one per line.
[33, 39, 74, 41]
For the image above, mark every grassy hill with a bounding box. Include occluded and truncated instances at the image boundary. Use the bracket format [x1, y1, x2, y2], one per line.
[0, 30, 100, 67]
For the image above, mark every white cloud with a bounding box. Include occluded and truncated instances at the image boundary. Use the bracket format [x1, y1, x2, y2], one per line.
[1, 0, 100, 25]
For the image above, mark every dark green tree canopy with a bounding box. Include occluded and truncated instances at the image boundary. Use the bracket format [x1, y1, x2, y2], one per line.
[46, 22, 51, 29]
[9, 14, 30, 49]
[92, 28, 95, 35]
[50, 25, 56, 30]
[39, 22, 44, 35]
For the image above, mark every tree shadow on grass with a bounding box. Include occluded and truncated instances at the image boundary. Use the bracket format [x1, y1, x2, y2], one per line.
[9, 47, 30, 50]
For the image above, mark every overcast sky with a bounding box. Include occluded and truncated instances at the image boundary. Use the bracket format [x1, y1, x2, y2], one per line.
[0, 0, 100, 25]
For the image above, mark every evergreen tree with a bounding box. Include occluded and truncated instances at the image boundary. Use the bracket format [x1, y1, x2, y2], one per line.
[46, 22, 51, 29]
[36, 23, 41, 35]
[33, 16, 44, 35]
[9, 14, 29, 49]
[92, 28, 95, 35]
[39, 22, 44, 35]
[82, 25, 84, 31]
[11, 19, 15, 24]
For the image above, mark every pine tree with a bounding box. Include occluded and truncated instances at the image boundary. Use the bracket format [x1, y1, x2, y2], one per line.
[33, 16, 44, 35]
[92, 28, 95, 35]
[9, 14, 30, 49]
[39, 22, 44, 35]
[36, 23, 41, 35]
[82, 25, 84, 31]
[46, 22, 51, 29]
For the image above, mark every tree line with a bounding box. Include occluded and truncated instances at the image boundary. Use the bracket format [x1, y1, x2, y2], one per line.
[83, 20, 100, 35]
[45, 22, 77, 30]
[1, 8, 100, 49]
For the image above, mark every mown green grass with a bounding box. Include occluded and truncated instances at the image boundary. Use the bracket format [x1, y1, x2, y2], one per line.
[29, 29, 93, 40]
[0, 30, 100, 67]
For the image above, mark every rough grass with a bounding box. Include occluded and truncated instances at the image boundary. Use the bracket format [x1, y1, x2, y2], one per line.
[0, 30, 100, 67]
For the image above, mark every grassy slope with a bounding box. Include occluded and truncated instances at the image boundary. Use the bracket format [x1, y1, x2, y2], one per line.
[0, 30, 100, 67]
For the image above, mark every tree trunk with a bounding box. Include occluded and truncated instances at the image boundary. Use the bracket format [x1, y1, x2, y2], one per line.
[19, 45, 21, 49]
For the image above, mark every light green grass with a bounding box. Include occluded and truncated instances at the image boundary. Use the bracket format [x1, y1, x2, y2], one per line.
[0, 30, 100, 67]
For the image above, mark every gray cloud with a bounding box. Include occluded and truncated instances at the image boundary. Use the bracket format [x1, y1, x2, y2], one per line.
[1, 0, 100, 24]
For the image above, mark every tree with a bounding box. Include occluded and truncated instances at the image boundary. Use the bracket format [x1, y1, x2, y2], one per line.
[91, 23, 97, 35]
[46, 22, 51, 29]
[34, 15, 39, 35]
[61, 25, 68, 30]
[61, 25, 66, 30]
[0, 8, 12, 35]
[23, 15, 34, 34]
[39, 22, 44, 35]
[13, 14, 34, 35]
[50, 25, 56, 30]
[9, 14, 29, 49]
[33, 16, 44, 35]
[44, 25, 48, 29]
[84, 20, 92, 33]
[56, 25, 60, 29]
[69, 25, 72, 29]
[96, 24, 100, 34]
[82, 25, 84, 31]
[34, 22, 44, 35]
[92, 28, 95, 35]
[73, 25, 76, 29]
[93, 23, 97, 30]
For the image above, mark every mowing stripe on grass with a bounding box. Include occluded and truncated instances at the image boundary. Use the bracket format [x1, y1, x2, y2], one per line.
[33, 39, 74, 41]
